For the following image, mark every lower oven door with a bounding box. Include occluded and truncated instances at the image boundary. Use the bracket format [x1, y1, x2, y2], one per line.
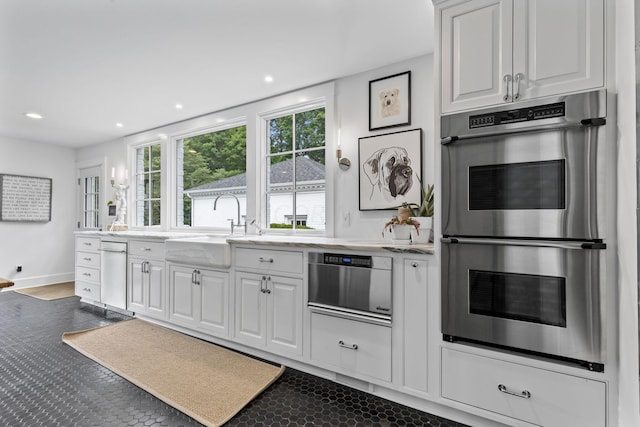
[441, 238, 605, 369]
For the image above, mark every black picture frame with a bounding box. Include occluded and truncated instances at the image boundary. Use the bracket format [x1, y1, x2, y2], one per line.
[368, 71, 411, 131]
[358, 128, 422, 211]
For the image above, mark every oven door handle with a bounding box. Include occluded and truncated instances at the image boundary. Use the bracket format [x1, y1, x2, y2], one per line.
[440, 117, 605, 145]
[441, 237, 605, 250]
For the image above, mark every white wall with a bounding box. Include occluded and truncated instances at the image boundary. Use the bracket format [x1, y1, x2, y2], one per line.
[334, 54, 434, 238]
[0, 137, 76, 289]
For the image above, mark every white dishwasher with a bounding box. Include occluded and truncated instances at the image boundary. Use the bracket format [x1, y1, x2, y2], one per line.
[100, 241, 127, 310]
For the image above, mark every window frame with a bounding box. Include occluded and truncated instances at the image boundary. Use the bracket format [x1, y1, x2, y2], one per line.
[129, 138, 165, 229]
[259, 100, 327, 235]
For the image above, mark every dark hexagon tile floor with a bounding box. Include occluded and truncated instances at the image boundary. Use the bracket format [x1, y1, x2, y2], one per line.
[0, 291, 469, 427]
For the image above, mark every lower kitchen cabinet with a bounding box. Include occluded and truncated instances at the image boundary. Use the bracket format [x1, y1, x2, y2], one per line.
[128, 257, 166, 319]
[234, 271, 302, 357]
[168, 264, 229, 337]
[441, 347, 606, 427]
[402, 258, 429, 394]
[310, 312, 392, 382]
[75, 236, 101, 302]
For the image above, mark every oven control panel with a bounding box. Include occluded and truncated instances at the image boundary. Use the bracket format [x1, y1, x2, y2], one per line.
[469, 102, 565, 128]
[323, 253, 372, 268]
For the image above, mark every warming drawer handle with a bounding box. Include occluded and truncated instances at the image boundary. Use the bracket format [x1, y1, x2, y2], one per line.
[498, 384, 531, 399]
[338, 340, 358, 351]
[259, 257, 274, 263]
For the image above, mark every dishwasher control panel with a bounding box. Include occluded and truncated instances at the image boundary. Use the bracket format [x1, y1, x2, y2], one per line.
[323, 253, 372, 268]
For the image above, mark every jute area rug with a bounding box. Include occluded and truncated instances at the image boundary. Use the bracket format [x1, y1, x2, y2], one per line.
[14, 281, 75, 300]
[62, 319, 285, 427]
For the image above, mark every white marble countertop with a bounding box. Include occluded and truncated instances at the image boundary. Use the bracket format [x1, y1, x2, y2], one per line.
[74, 231, 435, 254]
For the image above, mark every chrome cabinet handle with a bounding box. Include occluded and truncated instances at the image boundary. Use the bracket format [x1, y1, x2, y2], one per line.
[503, 74, 512, 101]
[83, 287, 91, 292]
[83, 242, 92, 246]
[259, 257, 274, 263]
[83, 257, 92, 261]
[260, 275, 267, 293]
[338, 340, 358, 350]
[264, 276, 271, 294]
[498, 384, 531, 399]
[82, 272, 91, 277]
[192, 269, 201, 285]
[411, 262, 418, 267]
[513, 73, 525, 100]
[141, 247, 152, 251]
[260, 276, 272, 293]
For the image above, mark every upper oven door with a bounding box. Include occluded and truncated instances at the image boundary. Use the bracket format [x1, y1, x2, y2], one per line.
[441, 90, 606, 240]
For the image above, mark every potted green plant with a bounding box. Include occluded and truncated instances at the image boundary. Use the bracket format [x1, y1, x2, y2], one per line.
[402, 176, 434, 243]
[382, 206, 420, 243]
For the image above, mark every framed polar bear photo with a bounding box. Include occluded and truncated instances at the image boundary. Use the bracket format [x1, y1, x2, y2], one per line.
[368, 71, 411, 131]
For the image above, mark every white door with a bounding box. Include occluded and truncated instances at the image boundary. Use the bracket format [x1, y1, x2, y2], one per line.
[128, 258, 146, 313]
[147, 261, 166, 318]
[441, 0, 513, 113]
[77, 165, 102, 230]
[513, 0, 604, 101]
[235, 272, 265, 346]
[199, 270, 228, 335]
[170, 266, 197, 324]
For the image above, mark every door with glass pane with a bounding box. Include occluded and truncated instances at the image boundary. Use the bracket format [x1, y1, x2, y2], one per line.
[78, 165, 102, 230]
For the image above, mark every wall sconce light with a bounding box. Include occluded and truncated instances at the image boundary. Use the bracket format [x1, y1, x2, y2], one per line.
[336, 128, 351, 171]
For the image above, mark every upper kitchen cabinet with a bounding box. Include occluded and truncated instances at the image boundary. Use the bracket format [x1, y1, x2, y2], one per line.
[439, 0, 604, 113]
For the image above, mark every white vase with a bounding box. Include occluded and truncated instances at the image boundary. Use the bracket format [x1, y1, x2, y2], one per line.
[410, 216, 432, 244]
[390, 224, 413, 243]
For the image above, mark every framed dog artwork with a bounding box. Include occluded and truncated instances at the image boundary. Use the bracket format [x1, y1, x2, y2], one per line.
[359, 128, 422, 211]
[368, 71, 411, 131]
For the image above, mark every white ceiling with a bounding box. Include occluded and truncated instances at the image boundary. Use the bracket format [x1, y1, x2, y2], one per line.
[0, 0, 433, 149]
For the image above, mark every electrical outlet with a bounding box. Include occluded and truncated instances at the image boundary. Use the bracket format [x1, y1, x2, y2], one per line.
[16, 266, 22, 272]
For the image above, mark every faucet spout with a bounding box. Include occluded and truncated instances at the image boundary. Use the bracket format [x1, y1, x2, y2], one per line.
[213, 193, 243, 233]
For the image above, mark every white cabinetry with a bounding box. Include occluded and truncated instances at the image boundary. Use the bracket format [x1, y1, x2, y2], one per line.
[441, 348, 606, 427]
[127, 240, 166, 319]
[402, 258, 429, 395]
[234, 247, 303, 358]
[440, 0, 604, 113]
[168, 264, 229, 337]
[75, 236, 101, 301]
[310, 312, 392, 382]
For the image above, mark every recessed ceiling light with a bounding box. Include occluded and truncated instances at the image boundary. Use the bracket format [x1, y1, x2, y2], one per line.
[115, 122, 123, 128]
[175, 104, 183, 109]
[24, 112, 43, 119]
[264, 75, 274, 83]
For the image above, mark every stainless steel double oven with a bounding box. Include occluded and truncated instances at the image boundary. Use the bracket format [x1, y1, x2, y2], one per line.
[441, 90, 607, 371]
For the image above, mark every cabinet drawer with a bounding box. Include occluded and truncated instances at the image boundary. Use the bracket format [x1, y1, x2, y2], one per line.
[236, 248, 303, 274]
[310, 312, 391, 382]
[128, 240, 165, 259]
[75, 266, 100, 283]
[75, 280, 100, 300]
[76, 251, 100, 268]
[441, 348, 606, 427]
[76, 236, 100, 252]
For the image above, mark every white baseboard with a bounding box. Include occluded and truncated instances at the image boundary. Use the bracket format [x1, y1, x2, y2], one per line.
[7, 272, 74, 290]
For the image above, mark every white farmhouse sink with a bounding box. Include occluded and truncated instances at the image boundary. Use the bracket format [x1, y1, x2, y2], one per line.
[165, 236, 231, 268]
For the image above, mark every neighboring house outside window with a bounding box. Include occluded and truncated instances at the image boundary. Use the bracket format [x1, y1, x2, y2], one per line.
[185, 156, 325, 229]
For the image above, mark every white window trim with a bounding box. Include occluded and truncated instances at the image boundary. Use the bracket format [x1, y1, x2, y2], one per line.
[127, 138, 165, 230]
[258, 99, 328, 235]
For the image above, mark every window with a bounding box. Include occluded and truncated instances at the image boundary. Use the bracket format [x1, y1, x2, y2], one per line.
[266, 107, 325, 231]
[176, 125, 247, 228]
[134, 144, 162, 226]
[78, 165, 101, 229]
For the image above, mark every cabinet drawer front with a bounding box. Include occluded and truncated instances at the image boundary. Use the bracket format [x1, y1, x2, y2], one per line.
[236, 248, 303, 274]
[76, 251, 100, 268]
[76, 236, 100, 252]
[128, 240, 165, 259]
[75, 280, 100, 300]
[441, 348, 606, 427]
[310, 313, 391, 382]
[75, 266, 100, 283]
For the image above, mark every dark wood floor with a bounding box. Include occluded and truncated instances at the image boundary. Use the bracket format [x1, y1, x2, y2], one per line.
[0, 290, 468, 426]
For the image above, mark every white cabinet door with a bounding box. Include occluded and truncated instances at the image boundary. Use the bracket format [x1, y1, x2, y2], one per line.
[235, 272, 265, 346]
[146, 261, 166, 318]
[128, 258, 146, 313]
[169, 266, 197, 324]
[440, 0, 604, 113]
[199, 269, 228, 336]
[513, 0, 604, 101]
[402, 258, 429, 394]
[441, 0, 513, 112]
[266, 275, 302, 356]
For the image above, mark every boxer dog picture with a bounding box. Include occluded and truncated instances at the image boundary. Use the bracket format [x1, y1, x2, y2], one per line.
[359, 129, 422, 210]
[369, 71, 411, 131]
